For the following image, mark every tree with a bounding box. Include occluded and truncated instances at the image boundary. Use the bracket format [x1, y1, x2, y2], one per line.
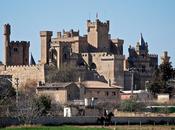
[0, 78, 16, 117]
[45, 64, 77, 82]
[15, 80, 51, 124]
[35, 95, 51, 116]
[119, 99, 145, 112]
[147, 61, 175, 95]
[159, 62, 174, 82]
[96, 101, 118, 115]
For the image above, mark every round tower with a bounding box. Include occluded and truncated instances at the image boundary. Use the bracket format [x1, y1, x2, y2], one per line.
[3, 24, 11, 65]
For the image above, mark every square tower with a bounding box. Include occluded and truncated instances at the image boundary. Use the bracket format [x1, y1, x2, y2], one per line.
[87, 19, 110, 52]
[3, 24, 30, 65]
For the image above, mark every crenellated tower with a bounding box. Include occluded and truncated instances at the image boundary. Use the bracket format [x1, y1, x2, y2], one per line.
[87, 19, 110, 51]
[3, 24, 30, 65]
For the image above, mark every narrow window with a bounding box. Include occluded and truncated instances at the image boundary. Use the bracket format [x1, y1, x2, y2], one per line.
[14, 48, 18, 52]
[112, 92, 116, 96]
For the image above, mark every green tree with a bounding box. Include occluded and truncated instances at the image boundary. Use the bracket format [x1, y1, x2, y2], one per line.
[147, 61, 175, 95]
[119, 99, 145, 112]
[159, 62, 174, 82]
[35, 95, 51, 116]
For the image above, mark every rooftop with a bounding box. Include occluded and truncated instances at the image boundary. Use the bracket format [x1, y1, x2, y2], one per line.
[81, 80, 122, 89]
[37, 82, 73, 89]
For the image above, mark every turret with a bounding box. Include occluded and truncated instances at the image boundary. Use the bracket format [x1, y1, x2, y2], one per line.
[135, 33, 148, 56]
[3, 24, 11, 65]
[40, 31, 53, 64]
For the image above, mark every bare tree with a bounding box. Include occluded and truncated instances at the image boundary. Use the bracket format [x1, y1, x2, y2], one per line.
[14, 79, 51, 124]
[45, 64, 77, 82]
[0, 78, 16, 117]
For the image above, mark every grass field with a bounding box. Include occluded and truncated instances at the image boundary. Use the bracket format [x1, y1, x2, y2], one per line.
[0, 125, 175, 130]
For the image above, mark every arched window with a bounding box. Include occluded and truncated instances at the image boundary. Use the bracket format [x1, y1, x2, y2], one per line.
[49, 48, 57, 65]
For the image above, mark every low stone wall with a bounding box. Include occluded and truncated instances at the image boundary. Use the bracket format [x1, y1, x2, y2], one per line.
[112, 117, 175, 125]
[1, 117, 175, 127]
[0, 117, 20, 127]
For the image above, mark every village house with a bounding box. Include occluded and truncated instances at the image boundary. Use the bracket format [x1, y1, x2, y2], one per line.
[36, 82, 80, 104]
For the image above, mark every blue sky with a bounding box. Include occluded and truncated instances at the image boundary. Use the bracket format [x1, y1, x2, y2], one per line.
[0, 0, 175, 66]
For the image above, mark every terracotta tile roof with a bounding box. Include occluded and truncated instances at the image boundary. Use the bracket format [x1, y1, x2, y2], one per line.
[81, 81, 121, 89]
[37, 82, 73, 89]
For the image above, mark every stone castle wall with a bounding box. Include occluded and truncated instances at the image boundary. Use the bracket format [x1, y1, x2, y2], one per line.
[81, 52, 125, 87]
[0, 64, 45, 89]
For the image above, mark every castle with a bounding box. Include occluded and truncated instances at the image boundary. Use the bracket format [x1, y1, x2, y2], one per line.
[40, 19, 124, 87]
[3, 24, 30, 65]
[0, 19, 158, 90]
[124, 34, 158, 90]
[0, 24, 45, 88]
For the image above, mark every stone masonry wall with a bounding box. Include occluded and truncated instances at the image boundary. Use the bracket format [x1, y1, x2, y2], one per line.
[0, 64, 45, 89]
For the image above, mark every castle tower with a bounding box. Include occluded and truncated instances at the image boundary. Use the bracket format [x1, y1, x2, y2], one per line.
[3, 24, 11, 65]
[40, 31, 53, 64]
[3, 24, 30, 66]
[87, 19, 110, 51]
[135, 33, 148, 56]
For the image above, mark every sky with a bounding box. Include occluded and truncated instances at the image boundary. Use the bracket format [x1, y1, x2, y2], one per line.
[0, 0, 175, 66]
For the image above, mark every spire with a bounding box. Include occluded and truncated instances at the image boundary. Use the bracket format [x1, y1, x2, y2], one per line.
[140, 33, 145, 46]
[30, 53, 36, 65]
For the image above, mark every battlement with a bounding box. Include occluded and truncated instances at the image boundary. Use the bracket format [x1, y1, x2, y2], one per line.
[0, 64, 42, 70]
[10, 40, 30, 46]
[57, 29, 79, 38]
[148, 54, 158, 58]
[0, 64, 44, 75]
[87, 19, 109, 27]
[87, 19, 109, 32]
[3, 24, 11, 35]
[6, 64, 40, 68]
[40, 31, 53, 37]
[111, 38, 124, 45]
